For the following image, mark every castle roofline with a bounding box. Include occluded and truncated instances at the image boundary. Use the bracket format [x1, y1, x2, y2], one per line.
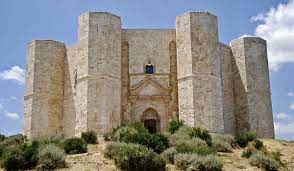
[27, 40, 65, 46]
[79, 11, 120, 19]
[176, 11, 217, 19]
[230, 36, 266, 45]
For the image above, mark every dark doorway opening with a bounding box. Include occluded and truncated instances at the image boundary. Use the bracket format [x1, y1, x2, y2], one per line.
[144, 119, 157, 133]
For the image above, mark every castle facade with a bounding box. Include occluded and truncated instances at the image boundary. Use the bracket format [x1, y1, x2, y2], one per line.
[23, 11, 275, 138]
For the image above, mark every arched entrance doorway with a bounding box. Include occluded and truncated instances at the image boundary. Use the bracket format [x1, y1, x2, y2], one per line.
[141, 108, 159, 133]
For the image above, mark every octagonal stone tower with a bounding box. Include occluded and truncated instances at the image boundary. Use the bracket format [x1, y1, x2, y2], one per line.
[176, 12, 224, 133]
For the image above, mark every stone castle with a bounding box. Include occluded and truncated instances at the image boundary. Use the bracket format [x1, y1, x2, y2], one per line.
[23, 11, 275, 139]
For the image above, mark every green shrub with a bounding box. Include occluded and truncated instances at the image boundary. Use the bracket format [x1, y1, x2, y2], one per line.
[235, 131, 258, 148]
[174, 153, 222, 171]
[176, 143, 216, 155]
[103, 122, 148, 142]
[201, 154, 223, 171]
[169, 126, 192, 145]
[18, 142, 39, 169]
[63, 138, 87, 154]
[160, 147, 177, 164]
[241, 145, 256, 158]
[113, 126, 139, 142]
[128, 122, 149, 134]
[189, 127, 212, 146]
[33, 134, 64, 146]
[174, 137, 208, 149]
[1, 148, 25, 170]
[212, 136, 233, 152]
[81, 130, 98, 144]
[260, 147, 283, 165]
[0, 144, 7, 158]
[251, 139, 264, 150]
[0, 134, 5, 142]
[174, 153, 201, 170]
[250, 152, 280, 171]
[106, 123, 169, 153]
[0, 141, 40, 170]
[168, 120, 184, 134]
[105, 142, 165, 171]
[146, 133, 169, 153]
[211, 133, 236, 147]
[38, 143, 66, 170]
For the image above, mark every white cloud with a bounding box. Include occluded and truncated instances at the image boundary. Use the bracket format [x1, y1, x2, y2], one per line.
[275, 121, 294, 139]
[4, 112, 20, 119]
[289, 103, 294, 110]
[288, 92, 294, 97]
[0, 66, 25, 84]
[251, 1, 294, 71]
[276, 112, 291, 120]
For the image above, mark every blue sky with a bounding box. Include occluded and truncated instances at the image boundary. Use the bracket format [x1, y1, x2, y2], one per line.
[0, 0, 294, 140]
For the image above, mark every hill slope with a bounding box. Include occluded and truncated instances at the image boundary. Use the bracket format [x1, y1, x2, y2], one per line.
[60, 138, 294, 171]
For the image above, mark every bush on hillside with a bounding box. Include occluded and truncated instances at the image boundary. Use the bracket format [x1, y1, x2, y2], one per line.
[81, 130, 98, 144]
[169, 126, 192, 145]
[168, 120, 184, 134]
[174, 137, 208, 149]
[0, 144, 7, 158]
[63, 138, 87, 154]
[189, 127, 212, 146]
[146, 133, 169, 153]
[33, 134, 64, 146]
[0, 134, 5, 142]
[175, 143, 216, 155]
[251, 139, 264, 150]
[160, 147, 177, 164]
[103, 122, 148, 142]
[174, 153, 222, 171]
[235, 131, 258, 148]
[18, 142, 39, 169]
[38, 143, 66, 170]
[1, 148, 25, 170]
[250, 152, 280, 171]
[0, 141, 40, 170]
[211, 136, 233, 152]
[104, 123, 169, 153]
[241, 145, 256, 158]
[105, 142, 166, 171]
[260, 147, 283, 165]
[211, 133, 236, 147]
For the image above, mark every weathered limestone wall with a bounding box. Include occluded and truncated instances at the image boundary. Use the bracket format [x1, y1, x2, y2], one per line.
[176, 12, 224, 133]
[230, 37, 274, 138]
[77, 12, 122, 134]
[219, 43, 236, 134]
[24, 40, 66, 138]
[122, 29, 176, 128]
[121, 41, 130, 123]
[169, 41, 179, 120]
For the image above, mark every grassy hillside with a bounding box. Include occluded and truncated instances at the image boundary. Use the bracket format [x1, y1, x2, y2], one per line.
[60, 138, 294, 171]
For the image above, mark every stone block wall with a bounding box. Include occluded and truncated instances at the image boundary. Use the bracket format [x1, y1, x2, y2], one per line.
[219, 43, 236, 134]
[176, 12, 224, 133]
[231, 37, 274, 138]
[24, 40, 66, 138]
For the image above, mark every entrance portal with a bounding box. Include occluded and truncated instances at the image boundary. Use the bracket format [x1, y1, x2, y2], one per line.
[141, 108, 159, 133]
[144, 119, 157, 133]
